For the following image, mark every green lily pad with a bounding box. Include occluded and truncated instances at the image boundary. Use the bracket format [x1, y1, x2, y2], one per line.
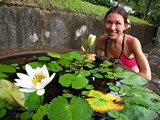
[123, 86, 160, 110]
[114, 71, 148, 86]
[47, 52, 61, 59]
[0, 72, 8, 79]
[0, 64, 16, 73]
[120, 105, 158, 120]
[59, 74, 76, 87]
[72, 74, 89, 89]
[48, 96, 93, 120]
[61, 52, 83, 62]
[38, 56, 51, 61]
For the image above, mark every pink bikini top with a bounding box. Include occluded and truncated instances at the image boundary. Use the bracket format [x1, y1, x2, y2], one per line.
[105, 34, 137, 68]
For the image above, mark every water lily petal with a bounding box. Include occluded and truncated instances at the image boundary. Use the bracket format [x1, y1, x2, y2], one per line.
[25, 64, 35, 79]
[41, 65, 49, 78]
[16, 73, 33, 86]
[37, 89, 45, 96]
[46, 73, 56, 85]
[35, 81, 45, 89]
[19, 88, 36, 93]
[14, 79, 34, 89]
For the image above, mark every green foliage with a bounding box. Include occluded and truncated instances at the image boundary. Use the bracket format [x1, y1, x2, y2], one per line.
[24, 92, 41, 110]
[59, 73, 89, 89]
[82, 0, 115, 8]
[0, 64, 16, 73]
[121, 105, 158, 120]
[48, 96, 93, 120]
[0, 79, 26, 108]
[108, 110, 129, 120]
[0, 99, 13, 118]
[38, 56, 51, 61]
[0, 72, 8, 79]
[20, 104, 48, 120]
[121, 86, 160, 110]
[113, 71, 148, 86]
[21, 110, 33, 120]
[32, 104, 48, 120]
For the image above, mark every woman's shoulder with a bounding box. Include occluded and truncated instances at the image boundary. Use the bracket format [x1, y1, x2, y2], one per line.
[125, 34, 140, 44]
[125, 34, 142, 51]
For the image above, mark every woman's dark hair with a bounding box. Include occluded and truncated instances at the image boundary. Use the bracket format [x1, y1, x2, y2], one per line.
[104, 6, 128, 24]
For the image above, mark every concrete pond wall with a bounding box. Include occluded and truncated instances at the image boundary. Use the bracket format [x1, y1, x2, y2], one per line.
[0, 3, 155, 57]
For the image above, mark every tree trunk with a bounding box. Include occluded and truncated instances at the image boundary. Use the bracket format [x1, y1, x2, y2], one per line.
[143, 0, 152, 20]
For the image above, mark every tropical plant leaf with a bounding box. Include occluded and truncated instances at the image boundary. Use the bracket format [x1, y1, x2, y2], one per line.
[0, 108, 7, 118]
[93, 73, 103, 78]
[28, 61, 45, 69]
[47, 52, 61, 59]
[108, 110, 129, 120]
[104, 72, 114, 79]
[0, 72, 8, 79]
[38, 56, 51, 61]
[0, 79, 25, 108]
[0, 64, 16, 73]
[85, 85, 94, 90]
[120, 105, 158, 120]
[61, 52, 83, 62]
[20, 110, 33, 120]
[48, 61, 63, 72]
[58, 59, 71, 67]
[48, 96, 93, 120]
[114, 67, 123, 73]
[63, 93, 73, 98]
[100, 60, 113, 67]
[72, 74, 89, 89]
[123, 87, 160, 110]
[24, 92, 40, 110]
[86, 90, 125, 114]
[32, 104, 48, 120]
[113, 71, 135, 79]
[114, 71, 148, 86]
[0, 99, 13, 110]
[77, 70, 91, 77]
[98, 67, 112, 73]
[84, 62, 94, 68]
[59, 74, 75, 87]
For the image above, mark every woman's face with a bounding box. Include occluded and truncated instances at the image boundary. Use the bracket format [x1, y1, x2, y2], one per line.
[104, 13, 127, 40]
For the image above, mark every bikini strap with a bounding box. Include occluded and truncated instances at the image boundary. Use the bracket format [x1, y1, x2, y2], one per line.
[105, 38, 108, 50]
[104, 37, 109, 55]
[122, 34, 125, 51]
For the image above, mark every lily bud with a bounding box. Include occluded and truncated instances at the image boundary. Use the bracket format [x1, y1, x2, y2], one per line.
[87, 34, 96, 48]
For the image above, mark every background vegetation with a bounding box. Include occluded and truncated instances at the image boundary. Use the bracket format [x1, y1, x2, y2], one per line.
[82, 0, 160, 25]
[1, 0, 154, 25]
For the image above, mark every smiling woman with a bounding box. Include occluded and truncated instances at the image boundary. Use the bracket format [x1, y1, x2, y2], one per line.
[94, 6, 151, 81]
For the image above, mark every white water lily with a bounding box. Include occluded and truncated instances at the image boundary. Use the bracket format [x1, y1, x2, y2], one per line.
[14, 64, 56, 96]
[87, 34, 96, 48]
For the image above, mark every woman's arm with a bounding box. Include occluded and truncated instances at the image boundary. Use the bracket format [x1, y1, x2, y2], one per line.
[130, 38, 151, 80]
[94, 34, 107, 55]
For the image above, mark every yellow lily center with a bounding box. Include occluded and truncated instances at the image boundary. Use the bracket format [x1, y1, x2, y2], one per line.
[32, 74, 45, 85]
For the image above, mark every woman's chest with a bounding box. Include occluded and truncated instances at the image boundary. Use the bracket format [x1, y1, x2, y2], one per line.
[106, 45, 121, 58]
